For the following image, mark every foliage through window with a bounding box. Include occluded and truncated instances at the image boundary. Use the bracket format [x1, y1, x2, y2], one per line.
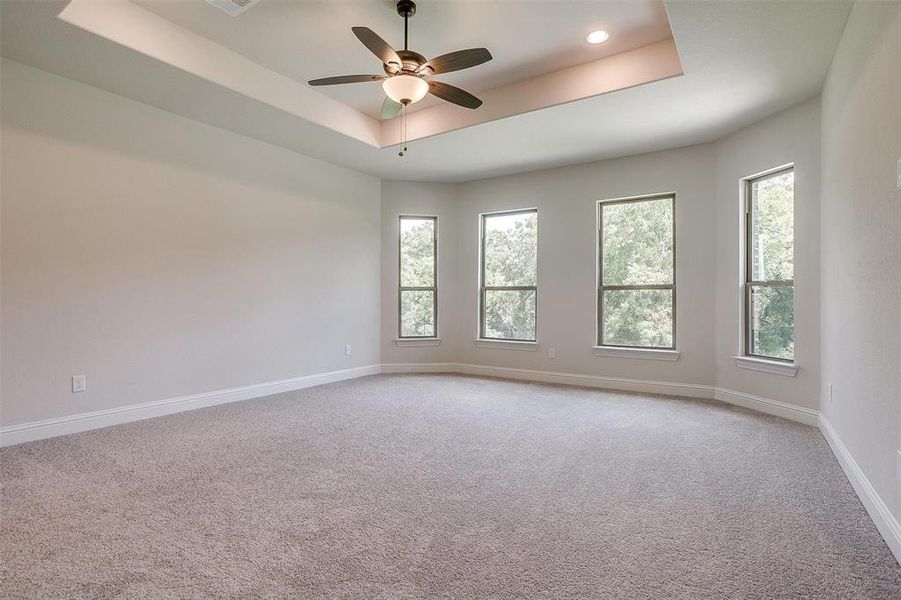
[480, 210, 537, 341]
[745, 168, 794, 361]
[399, 216, 437, 338]
[599, 195, 675, 348]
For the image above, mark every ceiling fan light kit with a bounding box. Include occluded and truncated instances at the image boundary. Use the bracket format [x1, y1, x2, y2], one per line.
[383, 75, 429, 105]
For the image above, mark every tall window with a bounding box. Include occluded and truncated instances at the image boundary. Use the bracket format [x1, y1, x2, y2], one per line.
[745, 167, 794, 361]
[480, 209, 538, 341]
[398, 216, 437, 338]
[598, 194, 675, 349]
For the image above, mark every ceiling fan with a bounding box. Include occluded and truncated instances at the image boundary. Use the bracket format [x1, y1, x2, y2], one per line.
[308, 0, 492, 121]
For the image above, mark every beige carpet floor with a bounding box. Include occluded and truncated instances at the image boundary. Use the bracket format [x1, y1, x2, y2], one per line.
[1, 374, 899, 599]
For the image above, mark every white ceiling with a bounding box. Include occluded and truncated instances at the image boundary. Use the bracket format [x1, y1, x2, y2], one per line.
[133, 0, 674, 119]
[0, 1, 853, 183]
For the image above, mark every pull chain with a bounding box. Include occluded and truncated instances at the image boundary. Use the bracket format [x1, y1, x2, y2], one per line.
[398, 103, 409, 157]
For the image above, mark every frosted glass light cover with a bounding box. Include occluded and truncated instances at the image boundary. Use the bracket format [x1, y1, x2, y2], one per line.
[382, 75, 429, 104]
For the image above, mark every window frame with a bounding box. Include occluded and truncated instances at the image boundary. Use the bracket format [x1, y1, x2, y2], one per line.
[743, 165, 795, 363]
[478, 208, 538, 342]
[397, 215, 438, 340]
[597, 193, 677, 350]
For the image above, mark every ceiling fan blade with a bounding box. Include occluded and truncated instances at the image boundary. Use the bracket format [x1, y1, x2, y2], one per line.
[352, 27, 402, 68]
[418, 48, 492, 75]
[428, 80, 483, 109]
[381, 97, 403, 120]
[308, 74, 385, 86]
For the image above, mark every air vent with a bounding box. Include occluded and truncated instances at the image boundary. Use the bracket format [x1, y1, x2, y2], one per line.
[206, 0, 261, 17]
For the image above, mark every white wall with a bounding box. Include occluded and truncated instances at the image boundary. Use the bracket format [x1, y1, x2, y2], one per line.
[714, 98, 821, 410]
[820, 1, 901, 526]
[380, 145, 720, 388]
[379, 180, 461, 365]
[454, 145, 718, 386]
[0, 59, 382, 426]
[380, 102, 826, 414]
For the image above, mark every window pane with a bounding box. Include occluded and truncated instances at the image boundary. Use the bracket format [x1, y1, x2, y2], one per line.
[483, 289, 536, 340]
[484, 212, 537, 287]
[602, 289, 673, 348]
[749, 284, 794, 360]
[400, 290, 434, 337]
[400, 218, 435, 287]
[602, 198, 673, 286]
[750, 171, 794, 281]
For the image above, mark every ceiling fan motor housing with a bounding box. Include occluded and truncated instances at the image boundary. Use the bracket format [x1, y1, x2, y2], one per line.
[384, 50, 427, 75]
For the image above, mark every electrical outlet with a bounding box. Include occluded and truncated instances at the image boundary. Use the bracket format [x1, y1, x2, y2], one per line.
[344, 344, 352, 357]
[72, 375, 87, 393]
[896, 450, 901, 482]
[548, 347, 556, 359]
[828, 383, 833, 404]
[896, 158, 901, 191]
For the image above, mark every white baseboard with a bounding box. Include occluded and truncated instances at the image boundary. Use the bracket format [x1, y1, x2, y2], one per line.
[453, 363, 716, 400]
[380, 362, 458, 374]
[0, 362, 818, 447]
[380, 362, 820, 427]
[4, 360, 896, 570]
[818, 415, 901, 564]
[3, 361, 897, 565]
[714, 387, 819, 426]
[0, 364, 381, 447]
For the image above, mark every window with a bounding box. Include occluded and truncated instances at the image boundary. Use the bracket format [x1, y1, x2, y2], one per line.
[479, 209, 538, 341]
[745, 167, 794, 361]
[598, 194, 675, 349]
[398, 216, 437, 338]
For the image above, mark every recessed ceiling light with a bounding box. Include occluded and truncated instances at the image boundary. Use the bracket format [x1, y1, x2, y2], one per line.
[586, 30, 610, 44]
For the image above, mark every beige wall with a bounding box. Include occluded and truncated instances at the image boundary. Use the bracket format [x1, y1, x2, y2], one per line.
[0, 59, 382, 426]
[714, 98, 822, 409]
[820, 1, 901, 525]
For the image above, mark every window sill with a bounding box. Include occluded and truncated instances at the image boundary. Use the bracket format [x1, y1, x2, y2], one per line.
[592, 346, 680, 361]
[394, 338, 441, 347]
[733, 356, 798, 377]
[473, 339, 538, 351]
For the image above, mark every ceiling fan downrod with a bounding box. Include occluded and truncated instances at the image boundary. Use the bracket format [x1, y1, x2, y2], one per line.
[397, 0, 416, 51]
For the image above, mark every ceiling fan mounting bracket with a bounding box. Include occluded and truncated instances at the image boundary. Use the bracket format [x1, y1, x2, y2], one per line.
[396, 0, 416, 19]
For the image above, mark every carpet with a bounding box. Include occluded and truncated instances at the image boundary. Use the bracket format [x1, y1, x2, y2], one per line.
[1, 374, 899, 598]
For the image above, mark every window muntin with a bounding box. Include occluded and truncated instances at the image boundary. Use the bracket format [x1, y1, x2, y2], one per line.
[398, 216, 437, 338]
[479, 209, 538, 341]
[598, 194, 675, 349]
[745, 168, 794, 361]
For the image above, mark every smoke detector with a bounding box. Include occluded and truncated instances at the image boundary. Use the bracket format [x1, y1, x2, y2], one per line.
[206, 0, 261, 17]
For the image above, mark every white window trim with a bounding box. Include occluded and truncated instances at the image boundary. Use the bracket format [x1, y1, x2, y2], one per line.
[478, 208, 539, 344]
[596, 192, 677, 351]
[593, 346, 680, 361]
[473, 339, 538, 351]
[733, 355, 798, 377]
[394, 338, 441, 348]
[398, 215, 438, 341]
[740, 164, 795, 363]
